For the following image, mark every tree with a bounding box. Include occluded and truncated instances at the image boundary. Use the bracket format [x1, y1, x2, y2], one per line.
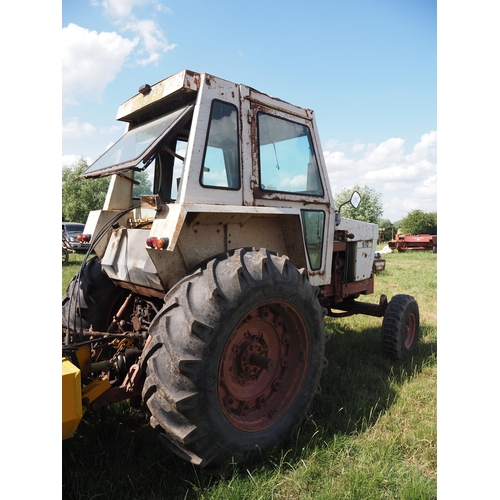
[378, 218, 396, 242]
[132, 170, 153, 198]
[62, 158, 154, 223]
[334, 184, 383, 224]
[62, 158, 110, 223]
[399, 210, 437, 235]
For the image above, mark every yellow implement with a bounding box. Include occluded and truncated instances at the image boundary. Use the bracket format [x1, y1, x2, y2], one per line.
[62, 352, 111, 439]
[62, 358, 82, 439]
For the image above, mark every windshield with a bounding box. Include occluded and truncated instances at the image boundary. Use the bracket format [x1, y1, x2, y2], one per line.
[81, 103, 195, 178]
[63, 224, 84, 233]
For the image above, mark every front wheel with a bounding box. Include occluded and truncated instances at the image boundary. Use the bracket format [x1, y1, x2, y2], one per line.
[381, 294, 419, 359]
[141, 248, 328, 469]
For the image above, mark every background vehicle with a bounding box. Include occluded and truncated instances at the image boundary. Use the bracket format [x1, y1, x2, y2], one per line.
[62, 234, 75, 266]
[62, 222, 90, 251]
[62, 70, 419, 470]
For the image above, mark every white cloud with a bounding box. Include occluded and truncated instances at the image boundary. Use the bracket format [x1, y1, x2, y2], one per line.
[62, 154, 93, 167]
[324, 139, 339, 150]
[62, 23, 138, 105]
[123, 19, 177, 66]
[99, 124, 128, 135]
[97, 0, 173, 18]
[414, 174, 437, 198]
[363, 137, 405, 166]
[324, 131, 437, 221]
[323, 150, 356, 171]
[280, 175, 307, 190]
[351, 141, 365, 153]
[63, 0, 177, 106]
[363, 163, 419, 183]
[100, 0, 152, 18]
[407, 130, 437, 163]
[62, 118, 96, 138]
[155, 3, 172, 14]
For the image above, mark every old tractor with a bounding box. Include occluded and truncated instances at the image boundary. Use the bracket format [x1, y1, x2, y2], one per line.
[62, 70, 419, 469]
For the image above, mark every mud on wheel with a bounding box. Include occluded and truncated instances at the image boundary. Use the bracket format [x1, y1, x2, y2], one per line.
[141, 248, 328, 469]
[381, 294, 420, 359]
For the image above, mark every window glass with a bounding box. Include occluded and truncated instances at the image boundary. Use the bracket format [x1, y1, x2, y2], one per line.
[82, 103, 194, 178]
[134, 138, 188, 202]
[301, 210, 325, 270]
[171, 140, 187, 199]
[258, 113, 323, 196]
[201, 101, 240, 189]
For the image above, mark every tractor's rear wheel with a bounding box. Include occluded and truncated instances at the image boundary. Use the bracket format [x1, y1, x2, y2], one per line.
[141, 248, 328, 469]
[62, 256, 127, 334]
[381, 294, 420, 359]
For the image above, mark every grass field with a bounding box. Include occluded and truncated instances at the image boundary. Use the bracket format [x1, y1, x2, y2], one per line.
[62, 249, 437, 500]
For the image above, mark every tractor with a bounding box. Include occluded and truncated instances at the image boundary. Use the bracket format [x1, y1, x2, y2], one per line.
[62, 70, 419, 470]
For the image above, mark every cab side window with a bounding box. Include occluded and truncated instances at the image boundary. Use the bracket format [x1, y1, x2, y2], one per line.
[201, 100, 240, 190]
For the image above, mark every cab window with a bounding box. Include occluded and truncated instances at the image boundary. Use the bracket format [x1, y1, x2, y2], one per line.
[258, 113, 323, 196]
[301, 210, 325, 270]
[201, 100, 240, 190]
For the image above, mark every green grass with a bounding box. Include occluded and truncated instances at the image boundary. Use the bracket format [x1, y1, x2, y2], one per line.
[62, 249, 437, 500]
[62, 251, 87, 295]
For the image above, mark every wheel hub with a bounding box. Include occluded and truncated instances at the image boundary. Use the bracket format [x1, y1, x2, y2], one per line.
[404, 313, 416, 349]
[218, 301, 309, 432]
[236, 336, 274, 382]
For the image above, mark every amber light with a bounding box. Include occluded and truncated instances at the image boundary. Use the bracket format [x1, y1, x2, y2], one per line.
[157, 237, 169, 249]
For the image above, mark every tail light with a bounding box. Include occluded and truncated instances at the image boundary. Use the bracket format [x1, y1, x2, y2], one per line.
[77, 234, 91, 243]
[146, 237, 169, 249]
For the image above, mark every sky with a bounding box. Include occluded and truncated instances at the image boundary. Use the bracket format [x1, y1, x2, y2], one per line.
[61, 0, 437, 223]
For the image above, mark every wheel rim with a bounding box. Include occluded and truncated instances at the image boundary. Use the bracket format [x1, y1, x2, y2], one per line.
[218, 300, 309, 432]
[404, 312, 417, 349]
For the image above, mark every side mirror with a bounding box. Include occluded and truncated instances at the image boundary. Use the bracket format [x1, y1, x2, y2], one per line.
[350, 191, 361, 209]
[335, 190, 362, 225]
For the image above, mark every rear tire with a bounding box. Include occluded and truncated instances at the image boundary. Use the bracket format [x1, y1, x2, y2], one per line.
[381, 294, 419, 359]
[141, 248, 328, 469]
[62, 256, 127, 334]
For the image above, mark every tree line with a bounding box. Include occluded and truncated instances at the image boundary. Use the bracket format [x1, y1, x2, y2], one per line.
[335, 184, 437, 240]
